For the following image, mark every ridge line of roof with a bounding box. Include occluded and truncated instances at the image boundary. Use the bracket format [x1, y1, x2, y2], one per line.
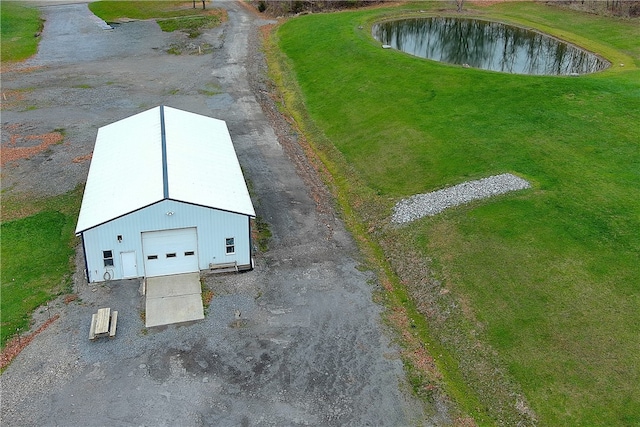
[160, 105, 169, 199]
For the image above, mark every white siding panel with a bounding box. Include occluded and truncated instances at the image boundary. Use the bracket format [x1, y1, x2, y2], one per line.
[81, 200, 251, 283]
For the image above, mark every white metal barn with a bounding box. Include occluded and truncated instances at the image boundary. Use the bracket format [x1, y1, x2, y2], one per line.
[75, 106, 256, 283]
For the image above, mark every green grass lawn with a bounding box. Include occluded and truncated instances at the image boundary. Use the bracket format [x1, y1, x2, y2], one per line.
[1, 190, 82, 349]
[89, 1, 214, 20]
[273, 2, 640, 425]
[88, 1, 225, 37]
[0, 1, 43, 62]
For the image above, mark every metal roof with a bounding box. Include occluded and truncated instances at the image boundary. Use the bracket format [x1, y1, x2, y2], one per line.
[75, 106, 255, 234]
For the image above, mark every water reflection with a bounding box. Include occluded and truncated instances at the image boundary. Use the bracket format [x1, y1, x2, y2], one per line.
[372, 18, 609, 75]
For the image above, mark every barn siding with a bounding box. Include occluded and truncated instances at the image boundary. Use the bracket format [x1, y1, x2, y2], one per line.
[82, 199, 251, 283]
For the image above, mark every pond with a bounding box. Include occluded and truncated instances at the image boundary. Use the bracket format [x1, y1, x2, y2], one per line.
[372, 17, 609, 75]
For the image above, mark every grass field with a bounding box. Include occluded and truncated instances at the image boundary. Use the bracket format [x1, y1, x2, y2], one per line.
[273, 2, 640, 425]
[0, 2, 42, 62]
[88, 1, 217, 21]
[88, 1, 225, 38]
[1, 190, 82, 349]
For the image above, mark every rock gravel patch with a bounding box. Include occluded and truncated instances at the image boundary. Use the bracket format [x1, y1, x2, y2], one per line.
[392, 173, 531, 224]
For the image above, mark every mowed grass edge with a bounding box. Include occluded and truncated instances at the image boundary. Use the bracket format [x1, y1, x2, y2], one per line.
[271, 2, 640, 426]
[1, 189, 83, 349]
[0, 1, 226, 64]
[0, 1, 43, 62]
[88, 1, 226, 38]
[88, 1, 217, 21]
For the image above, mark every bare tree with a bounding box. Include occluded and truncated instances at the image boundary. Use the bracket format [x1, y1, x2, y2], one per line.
[457, 0, 464, 13]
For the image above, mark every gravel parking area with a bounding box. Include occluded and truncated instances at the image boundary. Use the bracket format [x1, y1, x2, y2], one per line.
[1, 2, 447, 425]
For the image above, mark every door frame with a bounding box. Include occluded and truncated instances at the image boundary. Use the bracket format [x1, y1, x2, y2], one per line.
[121, 251, 138, 278]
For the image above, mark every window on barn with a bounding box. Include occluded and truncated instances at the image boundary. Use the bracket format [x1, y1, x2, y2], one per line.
[103, 250, 114, 267]
[225, 237, 235, 254]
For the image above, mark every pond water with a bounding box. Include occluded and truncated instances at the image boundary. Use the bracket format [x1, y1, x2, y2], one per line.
[372, 17, 609, 75]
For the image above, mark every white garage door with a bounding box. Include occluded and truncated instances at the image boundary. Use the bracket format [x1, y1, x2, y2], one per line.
[142, 228, 199, 277]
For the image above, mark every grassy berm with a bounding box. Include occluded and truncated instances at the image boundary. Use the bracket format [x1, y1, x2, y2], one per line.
[271, 1, 640, 425]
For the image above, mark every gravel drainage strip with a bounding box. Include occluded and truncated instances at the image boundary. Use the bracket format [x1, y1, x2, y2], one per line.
[392, 173, 531, 224]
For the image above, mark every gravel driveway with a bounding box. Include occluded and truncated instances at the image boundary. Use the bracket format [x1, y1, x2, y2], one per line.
[1, 2, 446, 425]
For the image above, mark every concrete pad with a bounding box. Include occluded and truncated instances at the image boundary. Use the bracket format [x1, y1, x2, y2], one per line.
[146, 272, 201, 298]
[145, 272, 204, 327]
[145, 294, 204, 327]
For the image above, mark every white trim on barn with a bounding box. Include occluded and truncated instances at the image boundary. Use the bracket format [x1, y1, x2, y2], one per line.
[75, 106, 256, 283]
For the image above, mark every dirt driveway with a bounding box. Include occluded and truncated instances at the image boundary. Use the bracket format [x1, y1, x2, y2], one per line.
[1, 2, 446, 425]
